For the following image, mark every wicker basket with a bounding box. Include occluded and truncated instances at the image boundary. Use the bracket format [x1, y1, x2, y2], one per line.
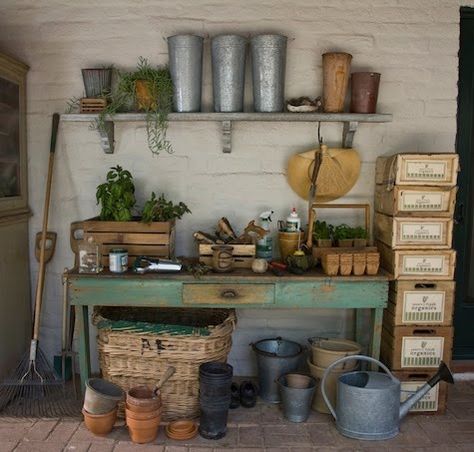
[93, 307, 236, 421]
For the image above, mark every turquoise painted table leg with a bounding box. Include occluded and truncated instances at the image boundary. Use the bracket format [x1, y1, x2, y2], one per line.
[370, 307, 384, 370]
[76, 305, 91, 396]
[354, 309, 367, 354]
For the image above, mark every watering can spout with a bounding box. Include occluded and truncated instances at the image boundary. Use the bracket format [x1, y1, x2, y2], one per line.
[399, 361, 454, 420]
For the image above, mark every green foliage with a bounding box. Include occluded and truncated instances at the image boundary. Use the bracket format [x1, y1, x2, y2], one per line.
[96, 165, 136, 221]
[313, 220, 333, 240]
[334, 224, 353, 240]
[352, 226, 368, 239]
[141, 191, 191, 223]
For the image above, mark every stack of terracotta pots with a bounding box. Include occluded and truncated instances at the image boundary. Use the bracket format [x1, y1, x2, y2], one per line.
[307, 338, 361, 413]
[126, 387, 162, 444]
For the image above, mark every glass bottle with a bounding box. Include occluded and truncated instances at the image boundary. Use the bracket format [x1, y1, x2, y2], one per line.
[78, 237, 102, 274]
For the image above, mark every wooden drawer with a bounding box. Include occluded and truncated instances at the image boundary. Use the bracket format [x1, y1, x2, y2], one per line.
[378, 243, 456, 280]
[387, 280, 455, 326]
[374, 214, 453, 249]
[381, 325, 453, 370]
[376, 153, 459, 187]
[183, 283, 275, 305]
[374, 185, 457, 217]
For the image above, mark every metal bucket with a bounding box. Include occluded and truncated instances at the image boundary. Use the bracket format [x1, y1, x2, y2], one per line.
[81, 68, 112, 98]
[252, 337, 303, 403]
[84, 378, 124, 415]
[277, 373, 316, 422]
[212, 35, 247, 112]
[250, 34, 287, 112]
[168, 34, 203, 112]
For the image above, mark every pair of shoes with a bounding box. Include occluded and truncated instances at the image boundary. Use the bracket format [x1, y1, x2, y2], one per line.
[230, 381, 258, 409]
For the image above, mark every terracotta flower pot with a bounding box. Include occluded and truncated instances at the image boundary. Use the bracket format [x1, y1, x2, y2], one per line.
[126, 406, 161, 422]
[126, 386, 161, 413]
[135, 80, 157, 111]
[127, 416, 161, 444]
[82, 407, 117, 436]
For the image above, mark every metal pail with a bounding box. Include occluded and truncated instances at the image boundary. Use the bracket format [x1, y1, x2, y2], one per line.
[168, 34, 203, 112]
[277, 373, 316, 422]
[212, 35, 247, 112]
[250, 34, 287, 112]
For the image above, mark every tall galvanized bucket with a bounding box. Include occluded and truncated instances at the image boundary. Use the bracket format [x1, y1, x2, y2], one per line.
[168, 34, 203, 112]
[250, 34, 287, 112]
[277, 374, 316, 422]
[211, 35, 247, 112]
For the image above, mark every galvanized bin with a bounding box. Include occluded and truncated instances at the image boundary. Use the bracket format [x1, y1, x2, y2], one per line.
[211, 35, 247, 112]
[250, 34, 287, 112]
[168, 34, 203, 112]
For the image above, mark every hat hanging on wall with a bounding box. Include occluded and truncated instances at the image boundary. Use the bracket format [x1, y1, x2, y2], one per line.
[286, 145, 361, 202]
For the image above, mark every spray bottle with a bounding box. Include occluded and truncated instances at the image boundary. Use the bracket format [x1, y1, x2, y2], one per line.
[256, 210, 274, 261]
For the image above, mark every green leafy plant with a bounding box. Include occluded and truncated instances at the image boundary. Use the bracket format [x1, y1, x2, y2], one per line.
[313, 220, 333, 240]
[334, 224, 353, 241]
[352, 226, 368, 239]
[96, 165, 136, 221]
[141, 192, 191, 223]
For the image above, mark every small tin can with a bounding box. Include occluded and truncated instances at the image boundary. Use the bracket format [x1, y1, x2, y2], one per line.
[109, 248, 128, 273]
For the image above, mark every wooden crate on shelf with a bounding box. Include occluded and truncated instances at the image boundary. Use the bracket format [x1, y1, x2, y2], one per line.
[374, 185, 457, 217]
[377, 242, 456, 280]
[198, 243, 255, 269]
[80, 97, 107, 113]
[374, 213, 453, 249]
[70, 218, 175, 267]
[387, 280, 455, 326]
[381, 324, 453, 370]
[375, 153, 459, 187]
[393, 370, 448, 415]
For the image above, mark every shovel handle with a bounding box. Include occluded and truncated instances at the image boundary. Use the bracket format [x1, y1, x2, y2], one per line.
[155, 366, 176, 392]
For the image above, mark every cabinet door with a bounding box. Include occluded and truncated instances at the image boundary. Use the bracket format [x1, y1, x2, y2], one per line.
[0, 53, 28, 217]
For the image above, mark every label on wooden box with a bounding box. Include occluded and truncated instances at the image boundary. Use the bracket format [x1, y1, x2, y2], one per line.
[401, 337, 444, 367]
[402, 291, 445, 323]
[405, 161, 448, 182]
[400, 381, 439, 412]
[402, 256, 446, 275]
[399, 222, 443, 243]
[399, 192, 444, 211]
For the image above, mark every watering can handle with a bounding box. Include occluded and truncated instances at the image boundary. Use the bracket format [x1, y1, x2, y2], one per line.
[320, 354, 397, 421]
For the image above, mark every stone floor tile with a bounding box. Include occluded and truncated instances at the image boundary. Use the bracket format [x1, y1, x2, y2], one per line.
[113, 441, 165, 451]
[24, 419, 59, 440]
[263, 448, 289, 452]
[64, 441, 91, 452]
[0, 424, 32, 443]
[228, 407, 262, 426]
[447, 401, 474, 420]
[239, 426, 265, 447]
[164, 447, 189, 451]
[90, 441, 115, 452]
[14, 440, 66, 451]
[0, 441, 18, 452]
[418, 419, 474, 443]
[69, 424, 117, 443]
[263, 424, 311, 447]
[306, 423, 343, 447]
[47, 419, 80, 443]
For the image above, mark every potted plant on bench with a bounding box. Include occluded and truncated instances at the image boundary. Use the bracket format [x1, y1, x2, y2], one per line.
[313, 220, 333, 248]
[334, 224, 354, 247]
[353, 226, 368, 248]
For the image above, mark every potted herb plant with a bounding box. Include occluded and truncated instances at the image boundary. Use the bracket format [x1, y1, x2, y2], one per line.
[334, 224, 353, 247]
[353, 226, 368, 248]
[313, 220, 333, 247]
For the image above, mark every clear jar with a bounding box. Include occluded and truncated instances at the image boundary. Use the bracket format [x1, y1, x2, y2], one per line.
[78, 237, 102, 274]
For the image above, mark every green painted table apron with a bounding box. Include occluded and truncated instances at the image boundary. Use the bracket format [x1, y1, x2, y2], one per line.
[66, 269, 389, 393]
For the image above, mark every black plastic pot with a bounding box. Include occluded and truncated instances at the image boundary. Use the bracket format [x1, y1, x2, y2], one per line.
[199, 362, 233, 440]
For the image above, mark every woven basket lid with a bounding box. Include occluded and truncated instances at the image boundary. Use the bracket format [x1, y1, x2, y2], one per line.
[287, 145, 361, 202]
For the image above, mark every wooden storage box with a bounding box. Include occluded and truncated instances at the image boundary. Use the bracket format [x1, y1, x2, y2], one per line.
[376, 153, 459, 187]
[80, 97, 107, 113]
[199, 243, 256, 269]
[381, 325, 453, 370]
[387, 280, 455, 326]
[374, 213, 453, 249]
[393, 370, 448, 414]
[71, 218, 175, 267]
[378, 243, 456, 280]
[374, 185, 457, 217]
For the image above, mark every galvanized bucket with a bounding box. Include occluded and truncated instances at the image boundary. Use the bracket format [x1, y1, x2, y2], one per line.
[168, 34, 203, 112]
[251, 337, 303, 403]
[277, 373, 316, 422]
[211, 35, 247, 112]
[84, 378, 124, 415]
[250, 34, 287, 112]
[81, 68, 112, 98]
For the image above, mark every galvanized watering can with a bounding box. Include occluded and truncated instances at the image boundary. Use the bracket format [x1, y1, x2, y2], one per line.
[321, 355, 454, 441]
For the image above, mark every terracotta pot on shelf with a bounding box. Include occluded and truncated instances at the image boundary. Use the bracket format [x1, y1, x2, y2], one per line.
[135, 80, 156, 111]
[322, 52, 352, 113]
[82, 407, 117, 436]
[350, 72, 381, 114]
[127, 415, 161, 444]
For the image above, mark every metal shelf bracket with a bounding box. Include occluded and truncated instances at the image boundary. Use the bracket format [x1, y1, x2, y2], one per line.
[342, 121, 358, 149]
[222, 120, 232, 153]
[98, 121, 114, 154]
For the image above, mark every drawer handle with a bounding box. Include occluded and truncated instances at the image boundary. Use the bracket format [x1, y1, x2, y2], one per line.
[221, 289, 237, 298]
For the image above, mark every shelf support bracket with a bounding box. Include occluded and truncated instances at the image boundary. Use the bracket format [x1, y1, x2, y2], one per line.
[97, 120, 114, 154]
[342, 121, 358, 149]
[222, 120, 232, 153]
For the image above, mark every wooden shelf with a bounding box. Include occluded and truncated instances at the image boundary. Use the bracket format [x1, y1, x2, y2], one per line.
[60, 112, 393, 154]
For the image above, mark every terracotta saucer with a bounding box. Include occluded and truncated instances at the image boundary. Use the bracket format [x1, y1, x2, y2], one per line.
[165, 420, 198, 440]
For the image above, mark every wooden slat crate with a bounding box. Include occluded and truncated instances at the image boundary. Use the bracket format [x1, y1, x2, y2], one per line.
[393, 370, 448, 414]
[374, 185, 457, 217]
[71, 218, 175, 267]
[377, 242, 456, 280]
[376, 153, 459, 187]
[387, 280, 455, 326]
[198, 244, 256, 269]
[374, 213, 453, 249]
[381, 324, 453, 370]
[80, 97, 107, 113]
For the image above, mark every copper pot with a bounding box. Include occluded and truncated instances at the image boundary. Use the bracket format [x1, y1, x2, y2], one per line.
[350, 72, 381, 114]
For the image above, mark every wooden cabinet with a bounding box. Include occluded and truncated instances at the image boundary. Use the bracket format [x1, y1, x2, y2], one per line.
[0, 52, 30, 379]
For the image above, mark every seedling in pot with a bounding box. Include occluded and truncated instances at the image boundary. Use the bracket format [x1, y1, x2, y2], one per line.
[334, 224, 354, 247]
[353, 226, 368, 248]
[313, 220, 333, 247]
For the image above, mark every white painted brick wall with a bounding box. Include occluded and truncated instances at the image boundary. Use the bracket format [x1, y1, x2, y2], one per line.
[0, 0, 461, 375]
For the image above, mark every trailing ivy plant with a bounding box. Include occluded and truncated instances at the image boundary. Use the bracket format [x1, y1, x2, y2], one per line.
[141, 192, 191, 223]
[96, 165, 136, 221]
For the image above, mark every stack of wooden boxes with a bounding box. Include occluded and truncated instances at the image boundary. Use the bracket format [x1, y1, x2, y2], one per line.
[374, 153, 459, 414]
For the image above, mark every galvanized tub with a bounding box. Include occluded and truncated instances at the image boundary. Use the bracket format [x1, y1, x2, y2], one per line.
[277, 373, 316, 422]
[211, 35, 247, 112]
[81, 68, 112, 98]
[251, 337, 303, 403]
[84, 378, 124, 415]
[168, 34, 203, 112]
[250, 34, 287, 112]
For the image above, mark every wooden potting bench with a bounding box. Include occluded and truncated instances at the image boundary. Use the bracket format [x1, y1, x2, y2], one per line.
[66, 268, 389, 393]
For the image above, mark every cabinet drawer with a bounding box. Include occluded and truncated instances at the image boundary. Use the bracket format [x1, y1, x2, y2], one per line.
[183, 283, 275, 305]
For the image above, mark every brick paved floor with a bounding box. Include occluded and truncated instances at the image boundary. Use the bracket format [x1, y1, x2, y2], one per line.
[0, 381, 473, 451]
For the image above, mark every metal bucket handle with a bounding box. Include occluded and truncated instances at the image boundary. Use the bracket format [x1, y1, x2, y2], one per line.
[321, 354, 397, 420]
